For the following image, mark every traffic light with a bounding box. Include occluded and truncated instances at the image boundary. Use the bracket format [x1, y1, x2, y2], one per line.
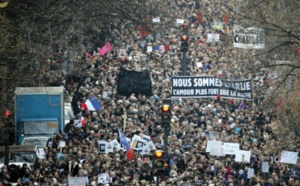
[180, 35, 189, 52]
[4, 110, 10, 117]
[180, 24, 189, 52]
[161, 102, 171, 128]
[152, 150, 166, 176]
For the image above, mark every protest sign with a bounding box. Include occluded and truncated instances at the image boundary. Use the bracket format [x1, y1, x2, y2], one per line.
[223, 14, 229, 24]
[140, 145, 151, 156]
[68, 177, 86, 186]
[147, 46, 153, 53]
[56, 153, 66, 161]
[110, 139, 121, 151]
[99, 42, 114, 56]
[131, 135, 142, 148]
[117, 68, 152, 97]
[36, 148, 46, 159]
[171, 76, 253, 100]
[262, 162, 269, 173]
[105, 141, 114, 154]
[281, 151, 298, 164]
[196, 62, 203, 68]
[142, 135, 151, 143]
[207, 34, 220, 43]
[99, 140, 107, 154]
[233, 25, 265, 49]
[176, 19, 184, 24]
[74, 120, 82, 128]
[146, 141, 156, 150]
[206, 141, 222, 156]
[152, 17, 160, 23]
[119, 49, 126, 58]
[59, 141, 66, 147]
[235, 150, 251, 162]
[247, 168, 254, 178]
[134, 139, 146, 150]
[98, 173, 112, 184]
[223, 143, 239, 155]
[102, 91, 108, 99]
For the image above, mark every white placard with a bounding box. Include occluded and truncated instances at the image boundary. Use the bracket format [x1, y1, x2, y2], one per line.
[196, 62, 203, 68]
[281, 151, 298, 164]
[105, 141, 114, 154]
[36, 148, 46, 159]
[262, 162, 269, 173]
[102, 91, 108, 99]
[223, 143, 239, 155]
[176, 19, 185, 24]
[147, 46, 153, 53]
[140, 145, 151, 155]
[146, 141, 156, 150]
[98, 140, 107, 154]
[110, 139, 121, 151]
[74, 120, 82, 128]
[59, 141, 66, 147]
[134, 139, 146, 150]
[142, 135, 151, 143]
[68, 177, 86, 186]
[152, 17, 160, 23]
[206, 141, 223, 156]
[131, 135, 143, 148]
[119, 49, 126, 58]
[207, 34, 220, 43]
[235, 150, 251, 162]
[247, 168, 254, 178]
[98, 173, 112, 184]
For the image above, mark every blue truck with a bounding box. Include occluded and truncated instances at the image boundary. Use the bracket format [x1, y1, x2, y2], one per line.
[14, 87, 64, 146]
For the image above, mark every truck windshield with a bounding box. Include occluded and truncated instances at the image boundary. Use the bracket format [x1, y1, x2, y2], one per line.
[22, 138, 48, 148]
[0, 152, 36, 164]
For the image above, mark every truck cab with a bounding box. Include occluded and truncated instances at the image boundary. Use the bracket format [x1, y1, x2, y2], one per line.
[0, 145, 37, 170]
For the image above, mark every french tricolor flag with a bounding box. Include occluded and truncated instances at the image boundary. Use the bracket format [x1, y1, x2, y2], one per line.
[82, 95, 102, 111]
[119, 129, 134, 162]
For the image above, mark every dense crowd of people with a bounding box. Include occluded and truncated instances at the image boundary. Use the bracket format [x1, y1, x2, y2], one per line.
[1, 0, 299, 186]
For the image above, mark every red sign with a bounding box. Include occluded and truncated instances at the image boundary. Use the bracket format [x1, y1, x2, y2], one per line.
[223, 14, 229, 24]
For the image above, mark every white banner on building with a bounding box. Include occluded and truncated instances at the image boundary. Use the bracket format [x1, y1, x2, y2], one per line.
[233, 25, 265, 49]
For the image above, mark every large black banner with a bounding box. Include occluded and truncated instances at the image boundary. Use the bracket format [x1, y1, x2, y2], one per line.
[117, 68, 152, 97]
[171, 76, 252, 100]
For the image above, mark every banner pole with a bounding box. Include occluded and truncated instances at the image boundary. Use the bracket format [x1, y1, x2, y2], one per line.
[123, 114, 127, 131]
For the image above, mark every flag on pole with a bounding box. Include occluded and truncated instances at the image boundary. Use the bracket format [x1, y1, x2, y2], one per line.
[84, 95, 102, 111]
[119, 129, 134, 161]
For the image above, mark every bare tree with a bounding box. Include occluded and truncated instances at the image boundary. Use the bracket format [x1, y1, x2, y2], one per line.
[223, 0, 300, 150]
